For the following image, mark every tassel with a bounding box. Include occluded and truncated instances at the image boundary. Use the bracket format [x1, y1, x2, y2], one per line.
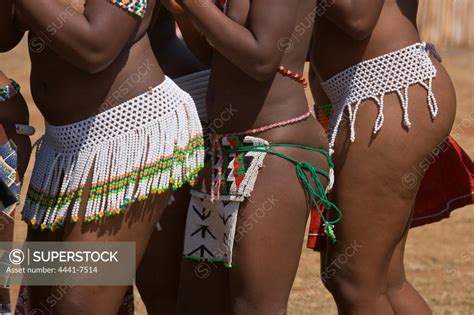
[23, 78, 204, 230]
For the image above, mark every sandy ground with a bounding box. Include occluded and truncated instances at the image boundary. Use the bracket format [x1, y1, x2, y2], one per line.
[0, 40, 472, 314]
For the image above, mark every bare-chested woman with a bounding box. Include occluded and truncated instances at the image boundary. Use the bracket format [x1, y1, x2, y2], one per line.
[0, 2, 34, 312]
[310, 0, 456, 314]
[10, 0, 204, 313]
[161, 1, 341, 314]
[0, 3, 32, 201]
[0, 73, 32, 315]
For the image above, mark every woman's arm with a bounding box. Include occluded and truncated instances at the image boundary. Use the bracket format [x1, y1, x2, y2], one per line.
[161, 1, 218, 66]
[173, 13, 213, 66]
[177, 0, 302, 81]
[14, 0, 144, 73]
[0, 0, 24, 52]
[321, 0, 384, 40]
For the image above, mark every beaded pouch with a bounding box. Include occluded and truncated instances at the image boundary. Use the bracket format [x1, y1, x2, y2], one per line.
[193, 135, 269, 201]
[184, 136, 269, 267]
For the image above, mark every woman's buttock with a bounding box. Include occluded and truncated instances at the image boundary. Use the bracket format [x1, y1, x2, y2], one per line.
[334, 58, 456, 173]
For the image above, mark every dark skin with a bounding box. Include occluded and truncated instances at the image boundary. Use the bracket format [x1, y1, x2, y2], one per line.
[0, 72, 31, 315]
[0, 0, 24, 52]
[179, 0, 319, 131]
[163, 0, 329, 314]
[310, 0, 456, 314]
[0, 73, 30, 180]
[148, 7, 207, 78]
[135, 8, 207, 314]
[10, 1, 181, 314]
[0, 2, 30, 177]
[14, 0, 163, 125]
[0, 1, 31, 308]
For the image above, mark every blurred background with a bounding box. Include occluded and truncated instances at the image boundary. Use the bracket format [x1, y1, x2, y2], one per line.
[418, 0, 473, 49]
[0, 0, 472, 314]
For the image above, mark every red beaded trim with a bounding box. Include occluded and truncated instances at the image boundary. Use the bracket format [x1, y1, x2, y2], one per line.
[278, 66, 308, 88]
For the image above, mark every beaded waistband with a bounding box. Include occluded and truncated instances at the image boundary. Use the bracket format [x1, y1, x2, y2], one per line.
[43, 77, 184, 154]
[215, 64, 309, 139]
[209, 109, 314, 202]
[321, 42, 438, 154]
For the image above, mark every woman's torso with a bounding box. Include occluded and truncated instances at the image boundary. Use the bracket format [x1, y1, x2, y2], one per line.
[28, 0, 164, 125]
[208, 0, 326, 147]
[311, 0, 422, 80]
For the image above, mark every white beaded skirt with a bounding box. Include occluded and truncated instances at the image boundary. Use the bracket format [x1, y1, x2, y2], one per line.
[174, 70, 210, 123]
[23, 77, 205, 230]
[321, 42, 438, 155]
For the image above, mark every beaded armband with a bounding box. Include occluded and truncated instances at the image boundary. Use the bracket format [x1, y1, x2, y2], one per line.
[108, 0, 147, 18]
[0, 79, 20, 102]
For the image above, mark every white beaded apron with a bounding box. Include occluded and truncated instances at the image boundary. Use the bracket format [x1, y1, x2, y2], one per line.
[183, 134, 338, 267]
[174, 70, 210, 123]
[321, 42, 439, 155]
[183, 136, 269, 267]
[23, 77, 205, 230]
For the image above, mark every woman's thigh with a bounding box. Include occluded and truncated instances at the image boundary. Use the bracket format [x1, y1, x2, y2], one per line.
[229, 146, 328, 313]
[326, 84, 455, 293]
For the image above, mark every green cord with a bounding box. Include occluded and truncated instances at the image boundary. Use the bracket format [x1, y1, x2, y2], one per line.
[183, 255, 232, 268]
[224, 143, 342, 243]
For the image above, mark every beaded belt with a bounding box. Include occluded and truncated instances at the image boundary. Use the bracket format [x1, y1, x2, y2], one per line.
[321, 42, 439, 155]
[206, 67, 341, 241]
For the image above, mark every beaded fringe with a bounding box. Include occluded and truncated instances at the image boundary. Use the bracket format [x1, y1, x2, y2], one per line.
[23, 78, 204, 230]
[322, 42, 439, 155]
